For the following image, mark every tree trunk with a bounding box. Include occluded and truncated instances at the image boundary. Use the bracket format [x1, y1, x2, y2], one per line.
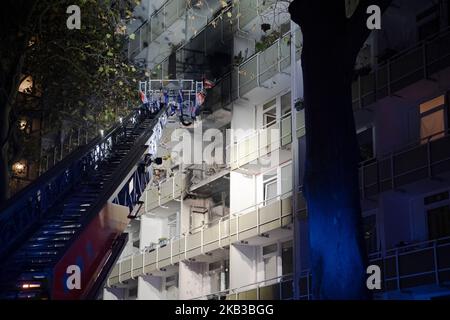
[291, 2, 370, 299]
[0, 105, 10, 203]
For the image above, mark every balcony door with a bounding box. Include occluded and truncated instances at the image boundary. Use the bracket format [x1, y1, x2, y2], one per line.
[427, 205, 450, 240]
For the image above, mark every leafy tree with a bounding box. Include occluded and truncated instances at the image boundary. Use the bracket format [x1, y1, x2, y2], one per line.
[0, 0, 142, 202]
[288, 0, 392, 299]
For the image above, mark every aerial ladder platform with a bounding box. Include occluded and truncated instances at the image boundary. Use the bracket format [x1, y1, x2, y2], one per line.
[0, 79, 204, 299]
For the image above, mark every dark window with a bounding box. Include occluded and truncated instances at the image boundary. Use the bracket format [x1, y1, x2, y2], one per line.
[363, 215, 377, 254]
[424, 191, 449, 205]
[262, 243, 278, 256]
[358, 127, 374, 162]
[128, 286, 138, 298]
[281, 240, 293, 275]
[427, 205, 450, 239]
[417, 4, 440, 41]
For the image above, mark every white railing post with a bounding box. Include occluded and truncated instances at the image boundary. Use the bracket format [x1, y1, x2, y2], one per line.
[277, 39, 281, 72]
[142, 252, 145, 275]
[156, 246, 160, 271]
[256, 204, 260, 235]
[395, 248, 400, 290]
[236, 214, 239, 242]
[433, 240, 440, 285]
[201, 226, 204, 255]
[218, 217, 223, 249]
[257, 54, 260, 87]
[170, 239, 173, 265]
[173, 176, 176, 198]
[118, 260, 122, 283]
[184, 233, 188, 260]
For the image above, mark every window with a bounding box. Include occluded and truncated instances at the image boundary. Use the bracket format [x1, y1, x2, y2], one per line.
[128, 286, 138, 298]
[363, 215, 377, 254]
[168, 213, 178, 239]
[263, 99, 277, 128]
[281, 164, 292, 196]
[357, 127, 375, 162]
[262, 243, 278, 282]
[420, 95, 446, 142]
[281, 92, 291, 116]
[165, 275, 178, 290]
[18, 75, 33, 94]
[281, 240, 293, 276]
[424, 191, 449, 205]
[208, 260, 229, 294]
[263, 170, 277, 205]
[417, 5, 440, 41]
[427, 205, 450, 240]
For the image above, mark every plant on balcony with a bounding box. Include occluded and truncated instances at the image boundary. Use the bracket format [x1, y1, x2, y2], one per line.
[289, 0, 392, 300]
[158, 237, 168, 246]
[233, 52, 244, 66]
[255, 30, 281, 53]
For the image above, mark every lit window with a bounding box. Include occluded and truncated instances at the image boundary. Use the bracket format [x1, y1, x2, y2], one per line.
[18, 76, 33, 94]
[420, 95, 446, 142]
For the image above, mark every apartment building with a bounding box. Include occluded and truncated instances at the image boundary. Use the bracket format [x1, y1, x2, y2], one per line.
[103, 0, 450, 300]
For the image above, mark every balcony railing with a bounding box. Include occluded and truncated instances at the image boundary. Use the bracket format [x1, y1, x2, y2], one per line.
[299, 237, 450, 299]
[238, 29, 301, 97]
[229, 110, 305, 170]
[352, 27, 450, 110]
[359, 129, 450, 198]
[107, 190, 304, 286]
[143, 171, 187, 212]
[234, 0, 289, 32]
[192, 274, 294, 300]
[128, 0, 188, 59]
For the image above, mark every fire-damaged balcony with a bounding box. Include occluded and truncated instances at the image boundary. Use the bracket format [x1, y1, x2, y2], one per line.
[128, 0, 224, 69]
[236, 28, 301, 104]
[233, 0, 291, 33]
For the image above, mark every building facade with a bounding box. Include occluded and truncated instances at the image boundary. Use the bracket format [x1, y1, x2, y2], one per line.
[104, 0, 450, 300]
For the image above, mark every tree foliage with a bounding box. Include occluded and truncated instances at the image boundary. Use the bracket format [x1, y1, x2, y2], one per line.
[0, 0, 143, 200]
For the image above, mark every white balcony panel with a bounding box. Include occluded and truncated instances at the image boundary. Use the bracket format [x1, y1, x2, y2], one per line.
[108, 194, 296, 286]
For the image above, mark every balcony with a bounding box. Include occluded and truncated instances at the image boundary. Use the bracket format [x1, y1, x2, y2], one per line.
[238, 29, 301, 101]
[359, 130, 450, 199]
[128, 0, 222, 68]
[142, 172, 187, 212]
[299, 237, 450, 299]
[192, 274, 294, 300]
[229, 111, 305, 171]
[128, 0, 187, 60]
[234, 0, 290, 33]
[352, 27, 450, 110]
[107, 191, 305, 286]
